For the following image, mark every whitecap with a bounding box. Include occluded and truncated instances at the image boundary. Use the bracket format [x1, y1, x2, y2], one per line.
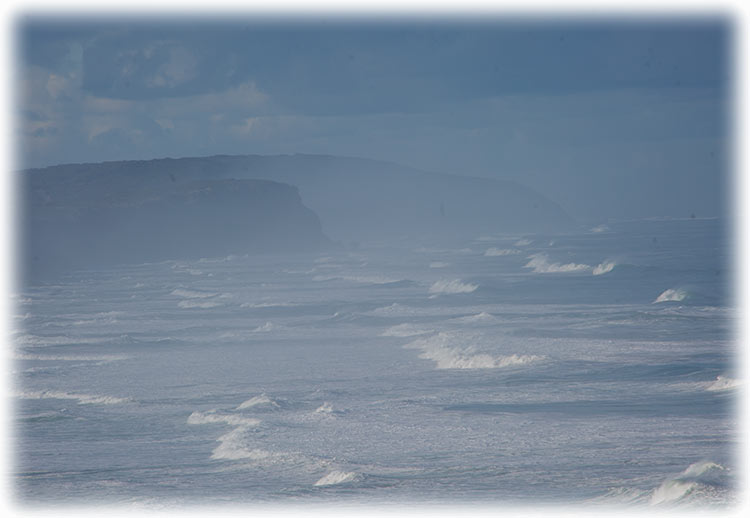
[210, 427, 270, 461]
[650, 461, 726, 506]
[429, 279, 478, 295]
[236, 394, 280, 410]
[524, 253, 591, 274]
[592, 260, 617, 276]
[404, 332, 543, 370]
[653, 288, 688, 303]
[314, 470, 362, 487]
[706, 375, 743, 392]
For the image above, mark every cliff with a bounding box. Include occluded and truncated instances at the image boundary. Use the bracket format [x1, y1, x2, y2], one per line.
[19, 175, 329, 283]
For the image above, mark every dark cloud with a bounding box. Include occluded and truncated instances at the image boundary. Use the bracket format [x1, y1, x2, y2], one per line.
[19, 19, 728, 113]
[16, 18, 731, 221]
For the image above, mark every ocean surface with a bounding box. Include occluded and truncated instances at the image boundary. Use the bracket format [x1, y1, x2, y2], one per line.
[10, 217, 740, 509]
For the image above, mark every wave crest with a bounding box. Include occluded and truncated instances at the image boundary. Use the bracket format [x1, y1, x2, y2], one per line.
[706, 375, 742, 392]
[314, 470, 362, 487]
[653, 288, 688, 303]
[650, 461, 727, 506]
[429, 279, 478, 295]
[237, 394, 280, 410]
[592, 261, 617, 275]
[404, 332, 543, 370]
[524, 254, 591, 274]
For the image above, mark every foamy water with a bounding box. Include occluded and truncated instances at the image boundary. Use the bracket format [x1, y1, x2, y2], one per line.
[654, 288, 688, 303]
[13, 218, 734, 507]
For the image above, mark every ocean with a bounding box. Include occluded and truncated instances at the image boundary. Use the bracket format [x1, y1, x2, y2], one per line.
[10, 217, 739, 509]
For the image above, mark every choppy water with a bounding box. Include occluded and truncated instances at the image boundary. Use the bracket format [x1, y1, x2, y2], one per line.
[10, 218, 740, 509]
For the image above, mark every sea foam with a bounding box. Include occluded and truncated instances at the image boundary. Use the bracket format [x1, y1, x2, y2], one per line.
[592, 260, 617, 276]
[706, 375, 743, 392]
[429, 279, 478, 295]
[210, 428, 270, 461]
[404, 332, 542, 370]
[653, 288, 688, 303]
[237, 394, 280, 410]
[524, 254, 591, 274]
[314, 471, 362, 487]
[650, 461, 727, 506]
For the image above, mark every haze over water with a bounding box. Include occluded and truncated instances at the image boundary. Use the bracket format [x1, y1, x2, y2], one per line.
[8, 12, 740, 513]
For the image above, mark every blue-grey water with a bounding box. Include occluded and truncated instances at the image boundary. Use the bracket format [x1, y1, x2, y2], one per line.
[11, 218, 739, 509]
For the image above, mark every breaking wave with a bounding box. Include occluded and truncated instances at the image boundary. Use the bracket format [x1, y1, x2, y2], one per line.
[592, 261, 617, 275]
[15, 390, 131, 405]
[211, 429, 271, 461]
[484, 247, 521, 257]
[524, 254, 591, 274]
[650, 461, 729, 506]
[404, 332, 543, 370]
[514, 238, 532, 246]
[653, 288, 688, 303]
[429, 279, 478, 295]
[314, 470, 362, 487]
[237, 394, 280, 410]
[429, 261, 450, 268]
[706, 376, 742, 392]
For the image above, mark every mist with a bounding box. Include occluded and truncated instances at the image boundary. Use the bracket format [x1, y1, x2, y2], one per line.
[18, 18, 729, 222]
[9, 14, 738, 511]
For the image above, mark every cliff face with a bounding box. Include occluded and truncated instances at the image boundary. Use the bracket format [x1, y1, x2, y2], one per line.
[18, 153, 576, 283]
[19, 175, 329, 283]
[22, 154, 575, 244]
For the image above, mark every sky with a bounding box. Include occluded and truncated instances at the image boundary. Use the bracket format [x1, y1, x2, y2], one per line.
[14, 15, 731, 222]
